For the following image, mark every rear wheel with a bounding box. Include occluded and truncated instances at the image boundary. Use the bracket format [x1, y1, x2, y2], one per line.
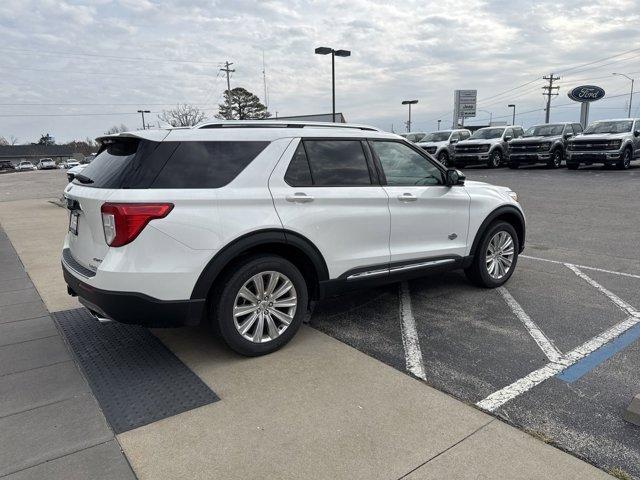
[487, 150, 502, 168]
[465, 221, 519, 288]
[211, 255, 308, 356]
[437, 151, 450, 167]
[617, 148, 632, 170]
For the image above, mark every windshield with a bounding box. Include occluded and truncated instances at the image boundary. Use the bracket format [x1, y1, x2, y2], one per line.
[406, 133, 426, 142]
[524, 124, 565, 137]
[470, 128, 504, 139]
[583, 121, 633, 134]
[421, 132, 451, 142]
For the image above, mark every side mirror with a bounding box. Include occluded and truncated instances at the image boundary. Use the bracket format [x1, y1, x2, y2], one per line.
[445, 168, 465, 186]
[450, 138, 459, 144]
[564, 133, 573, 139]
[634, 130, 640, 137]
[504, 135, 513, 141]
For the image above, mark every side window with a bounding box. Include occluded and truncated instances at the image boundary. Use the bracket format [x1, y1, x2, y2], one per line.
[284, 142, 313, 186]
[515, 128, 524, 137]
[460, 131, 471, 140]
[370, 141, 443, 186]
[450, 132, 460, 142]
[564, 124, 574, 135]
[151, 141, 269, 189]
[303, 140, 372, 186]
[573, 123, 583, 133]
[504, 128, 514, 139]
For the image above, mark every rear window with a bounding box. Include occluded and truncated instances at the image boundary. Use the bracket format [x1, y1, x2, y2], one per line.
[75, 140, 268, 189]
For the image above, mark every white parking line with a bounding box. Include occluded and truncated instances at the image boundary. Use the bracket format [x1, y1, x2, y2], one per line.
[476, 314, 640, 412]
[399, 281, 427, 381]
[521, 254, 640, 280]
[497, 287, 563, 363]
[477, 265, 640, 412]
[565, 264, 640, 317]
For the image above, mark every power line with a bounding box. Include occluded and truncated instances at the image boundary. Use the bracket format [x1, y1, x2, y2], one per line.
[555, 47, 640, 75]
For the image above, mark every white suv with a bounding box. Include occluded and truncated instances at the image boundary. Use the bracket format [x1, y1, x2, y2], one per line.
[62, 121, 525, 356]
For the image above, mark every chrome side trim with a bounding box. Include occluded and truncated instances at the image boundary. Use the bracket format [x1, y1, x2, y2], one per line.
[389, 258, 456, 274]
[346, 258, 456, 281]
[346, 268, 389, 281]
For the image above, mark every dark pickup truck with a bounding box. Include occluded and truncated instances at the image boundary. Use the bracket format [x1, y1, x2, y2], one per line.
[508, 122, 583, 169]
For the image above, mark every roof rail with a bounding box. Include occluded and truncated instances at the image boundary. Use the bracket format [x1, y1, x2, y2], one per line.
[195, 120, 383, 132]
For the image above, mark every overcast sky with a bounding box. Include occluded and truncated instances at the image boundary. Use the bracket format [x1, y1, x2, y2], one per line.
[1, 0, 640, 143]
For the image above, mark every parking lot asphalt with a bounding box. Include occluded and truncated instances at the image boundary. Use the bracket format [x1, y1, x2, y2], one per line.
[312, 164, 640, 478]
[1, 164, 638, 478]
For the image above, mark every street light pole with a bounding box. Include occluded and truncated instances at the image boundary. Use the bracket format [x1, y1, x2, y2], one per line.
[613, 73, 635, 118]
[137, 110, 150, 130]
[315, 47, 351, 122]
[478, 109, 493, 125]
[402, 100, 418, 132]
[508, 104, 516, 125]
[437, 119, 441, 131]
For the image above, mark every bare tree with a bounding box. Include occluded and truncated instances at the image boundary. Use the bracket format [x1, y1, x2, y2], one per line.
[104, 124, 129, 135]
[9, 135, 18, 145]
[158, 104, 206, 127]
[0, 136, 8, 146]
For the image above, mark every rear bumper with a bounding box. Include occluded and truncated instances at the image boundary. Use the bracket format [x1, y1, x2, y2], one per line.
[62, 262, 205, 327]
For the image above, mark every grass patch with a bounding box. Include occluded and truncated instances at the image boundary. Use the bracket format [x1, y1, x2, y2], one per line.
[608, 467, 632, 480]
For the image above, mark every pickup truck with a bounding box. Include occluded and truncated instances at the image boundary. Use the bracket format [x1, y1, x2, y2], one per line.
[453, 126, 524, 168]
[507, 122, 582, 169]
[566, 119, 640, 170]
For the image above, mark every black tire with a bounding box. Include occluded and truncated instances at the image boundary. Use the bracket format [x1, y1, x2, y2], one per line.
[616, 148, 632, 170]
[465, 221, 519, 288]
[508, 162, 519, 169]
[547, 149, 563, 169]
[487, 150, 503, 168]
[211, 254, 308, 356]
[567, 162, 579, 170]
[438, 151, 450, 167]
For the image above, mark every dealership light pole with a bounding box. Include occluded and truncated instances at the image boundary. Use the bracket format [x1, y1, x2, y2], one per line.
[478, 109, 493, 125]
[315, 47, 351, 122]
[402, 100, 418, 132]
[508, 104, 516, 125]
[137, 110, 150, 130]
[612, 73, 634, 118]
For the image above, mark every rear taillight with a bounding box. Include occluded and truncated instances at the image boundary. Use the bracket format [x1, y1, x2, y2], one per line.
[100, 203, 173, 247]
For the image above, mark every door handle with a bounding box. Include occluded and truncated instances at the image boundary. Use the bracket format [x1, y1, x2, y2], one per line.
[397, 193, 417, 202]
[286, 193, 314, 203]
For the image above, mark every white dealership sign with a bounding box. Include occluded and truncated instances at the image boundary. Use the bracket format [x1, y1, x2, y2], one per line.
[453, 89, 477, 127]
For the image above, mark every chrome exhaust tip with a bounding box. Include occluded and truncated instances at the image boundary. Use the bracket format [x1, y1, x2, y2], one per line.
[88, 309, 113, 324]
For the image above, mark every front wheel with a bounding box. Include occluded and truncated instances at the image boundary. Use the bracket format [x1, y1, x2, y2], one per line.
[438, 151, 450, 167]
[212, 255, 308, 356]
[617, 148, 632, 170]
[548, 149, 563, 168]
[465, 221, 519, 288]
[487, 150, 503, 168]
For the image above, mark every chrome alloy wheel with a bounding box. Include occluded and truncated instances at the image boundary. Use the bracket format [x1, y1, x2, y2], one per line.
[233, 271, 297, 343]
[485, 231, 515, 280]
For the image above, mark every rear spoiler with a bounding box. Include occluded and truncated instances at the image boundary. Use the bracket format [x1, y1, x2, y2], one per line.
[95, 129, 171, 145]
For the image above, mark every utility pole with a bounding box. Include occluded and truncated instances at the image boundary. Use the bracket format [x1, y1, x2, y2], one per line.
[437, 119, 441, 130]
[137, 110, 150, 130]
[542, 74, 560, 123]
[220, 61, 235, 119]
[262, 51, 269, 110]
[402, 100, 418, 132]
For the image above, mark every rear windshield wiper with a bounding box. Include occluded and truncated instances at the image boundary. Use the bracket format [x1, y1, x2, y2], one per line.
[74, 174, 94, 184]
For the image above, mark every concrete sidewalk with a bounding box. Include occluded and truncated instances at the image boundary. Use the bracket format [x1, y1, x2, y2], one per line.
[0, 197, 613, 479]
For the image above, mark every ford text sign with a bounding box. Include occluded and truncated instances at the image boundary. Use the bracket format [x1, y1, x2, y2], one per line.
[568, 85, 605, 102]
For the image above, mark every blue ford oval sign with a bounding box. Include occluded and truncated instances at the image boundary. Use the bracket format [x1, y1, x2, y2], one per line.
[568, 85, 605, 102]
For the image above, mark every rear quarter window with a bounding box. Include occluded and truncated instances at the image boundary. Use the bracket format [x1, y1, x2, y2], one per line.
[151, 141, 269, 189]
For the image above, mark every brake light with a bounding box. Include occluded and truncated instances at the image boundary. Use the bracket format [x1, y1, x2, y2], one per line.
[101, 203, 173, 247]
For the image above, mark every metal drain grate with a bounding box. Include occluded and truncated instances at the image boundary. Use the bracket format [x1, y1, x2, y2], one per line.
[53, 308, 219, 433]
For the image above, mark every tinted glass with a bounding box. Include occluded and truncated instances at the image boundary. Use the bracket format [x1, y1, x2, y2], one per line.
[284, 142, 313, 186]
[573, 123, 583, 133]
[75, 139, 140, 188]
[460, 131, 471, 139]
[584, 121, 633, 134]
[303, 140, 371, 186]
[422, 132, 451, 142]
[470, 128, 504, 139]
[524, 124, 564, 137]
[450, 132, 459, 141]
[371, 141, 443, 186]
[152, 141, 269, 188]
[504, 128, 514, 138]
[564, 124, 574, 135]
